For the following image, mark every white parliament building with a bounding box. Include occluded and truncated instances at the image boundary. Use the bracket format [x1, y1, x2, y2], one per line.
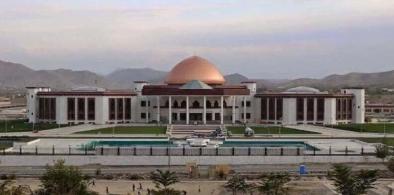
[26, 56, 365, 125]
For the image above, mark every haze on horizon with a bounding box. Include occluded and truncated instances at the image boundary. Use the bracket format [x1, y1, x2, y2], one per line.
[0, 0, 394, 79]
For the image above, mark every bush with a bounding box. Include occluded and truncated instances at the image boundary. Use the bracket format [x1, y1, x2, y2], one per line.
[127, 174, 144, 180]
[102, 175, 114, 180]
[215, 165, 231, 179]
[0, 174, 8, 180]
[95, 168, 102, 176]
[387, 157, 394, 173]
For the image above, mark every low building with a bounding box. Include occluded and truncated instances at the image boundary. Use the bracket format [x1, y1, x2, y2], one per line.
[365, 104, 394, 119]
[0, 96, 11, 108]
[26, 56, 365, 125]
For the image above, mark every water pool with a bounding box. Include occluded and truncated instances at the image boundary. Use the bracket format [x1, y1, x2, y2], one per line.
[221, 141, 316, 150]
[84, 140, 316, 150]
[85, 140, 175, 149]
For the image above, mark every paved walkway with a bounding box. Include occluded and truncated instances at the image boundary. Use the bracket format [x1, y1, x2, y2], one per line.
[287, 125, 394, 138]
[0, 124, 168, 138]
[0, 123, 393, 139]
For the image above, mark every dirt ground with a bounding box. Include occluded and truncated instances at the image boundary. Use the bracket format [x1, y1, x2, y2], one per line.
[9, 178, 338, 195]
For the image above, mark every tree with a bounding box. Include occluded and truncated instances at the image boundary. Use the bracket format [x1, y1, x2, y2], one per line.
[150, 169, 181, 195]
[224, 174, 250, 195]
[386, 157, 394, 173]
[328, 164, 378, 195]
[0, 180, 32, 195]
[257, 172, 291, 195]
[37, 160, 98, 195]
[375, 144, 390, 162]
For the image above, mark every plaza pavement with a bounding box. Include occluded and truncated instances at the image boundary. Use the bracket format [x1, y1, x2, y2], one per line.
[0, 123, 393, 139]
[7, 177, 394, 195]
[0, 124, 168, 138]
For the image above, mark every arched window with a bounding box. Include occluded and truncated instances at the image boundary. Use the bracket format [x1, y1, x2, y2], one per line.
[206, 101, 212, 108]
[214, 101, 219, 108]
[181, 101, 186, 108]
[192, 101, 200, 108]
[223, 101, 227, 108]
[173, 100, 178, 108]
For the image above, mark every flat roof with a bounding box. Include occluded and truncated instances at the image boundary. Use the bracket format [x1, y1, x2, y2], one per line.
[37, 90, 136, 96]
[255, 93, 353, 98]
[142, 84, 250, 96]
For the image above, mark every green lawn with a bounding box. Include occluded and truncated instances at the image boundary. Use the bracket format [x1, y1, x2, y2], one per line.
[359, 138, 394, 147]
[0, 119, 67, 133]
[227, 126, 319, 134]
[330, 123, 394, 133]
[75, 126, 167, 134]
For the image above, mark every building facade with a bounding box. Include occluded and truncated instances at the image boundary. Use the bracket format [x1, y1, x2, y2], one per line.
[26, 56, 365, 125]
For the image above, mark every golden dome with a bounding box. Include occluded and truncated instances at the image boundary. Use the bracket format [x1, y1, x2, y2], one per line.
[165, 56, 226, 85]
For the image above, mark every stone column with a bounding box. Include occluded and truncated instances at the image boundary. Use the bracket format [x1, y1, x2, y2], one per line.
[303, 98, 307, 124]
[74, 97, 77, 122]
[313, 98, 317, 123]
[220, 96, 224, 125]
[186, 96, 189, 125]
[145, 98, 149, 123]
[274, 98, 277, 124]
[84, 97, 88, 123]
[156, 96, 160, 123]
[168, 96, 172, 124]
[123, 98, 126, 122]
[232, 96, 236, 124]
[203, 96, 207, 125]
[266, 98, 269, 121]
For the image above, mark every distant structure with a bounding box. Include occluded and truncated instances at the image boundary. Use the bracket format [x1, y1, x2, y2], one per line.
[26, 56, 365, 125]
[365, 103, 394, 119]
[0, 96, 11, 108]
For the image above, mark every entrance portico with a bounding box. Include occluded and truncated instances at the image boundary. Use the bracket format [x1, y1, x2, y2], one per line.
[153, 95, 246, 125]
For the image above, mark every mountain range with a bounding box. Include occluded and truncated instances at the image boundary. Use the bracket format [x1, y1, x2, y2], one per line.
[1, 59, 394, 93]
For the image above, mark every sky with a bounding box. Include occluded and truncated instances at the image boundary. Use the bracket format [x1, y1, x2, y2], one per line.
[0, 0, 394, 79]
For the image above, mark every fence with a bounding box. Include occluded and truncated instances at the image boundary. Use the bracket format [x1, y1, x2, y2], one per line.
[1, 145, 376, 157]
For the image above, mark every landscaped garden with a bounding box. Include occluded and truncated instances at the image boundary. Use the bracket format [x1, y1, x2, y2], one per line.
[226, 126, 319, 134]
[0, 119, 67, 133]
[359, 138, 394, 147]
[75, 126, 167, 134]
[330, 123, 394, 133]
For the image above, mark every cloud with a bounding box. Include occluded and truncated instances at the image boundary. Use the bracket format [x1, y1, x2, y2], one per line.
[0, 0, 393, 78]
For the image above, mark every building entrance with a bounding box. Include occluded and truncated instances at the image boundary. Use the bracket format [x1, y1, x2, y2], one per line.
[190, 113, 203, 121]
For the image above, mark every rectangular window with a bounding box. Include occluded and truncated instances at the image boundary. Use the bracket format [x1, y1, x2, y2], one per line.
[141, 100, 146, 107]
[87, 98, 95, 121]
[317, 98, 325, 121]
[307, 98, 314, 121]
[67, 98, 75, 120]
[246, 113, 251, 119]
[276, 98, 283, 120]
[141, 113, 146, 119]
[50, 98, 56, 120]
[125, 98, 131, 120]
[268, 98, 275, 120]
[296, 98, 304, 121]
[261, 98, 267, 120]
[117, 98, 124, 120]
[109, 98, 116, 120]
[336, 99, 341, 120]
[246, 101, 251, 107]
[38, 98, 45, 120]
[77, 98, 85, 120]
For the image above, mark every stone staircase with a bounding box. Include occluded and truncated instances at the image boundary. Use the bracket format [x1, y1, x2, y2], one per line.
[170, 125, 221, 137]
